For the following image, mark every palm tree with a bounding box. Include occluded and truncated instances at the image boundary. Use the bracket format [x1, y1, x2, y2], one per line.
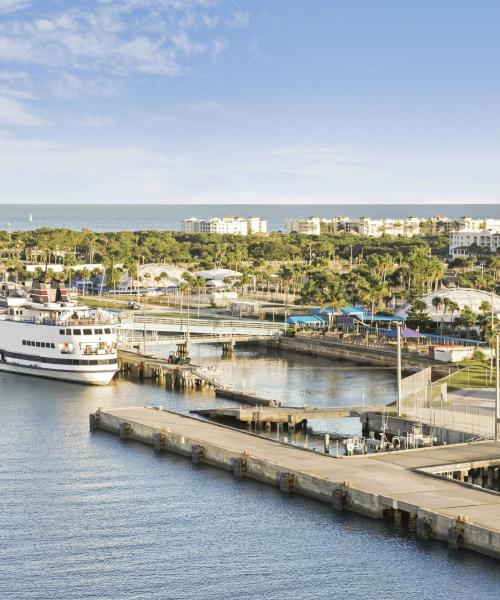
[441, 297, 453, 336]
[194, 275, 206, 317]
[431, 296, 442, 332]
[177, 281, 190, 315]
[359, 277, 390, 323]
[446, 300, 460, 331]
[279, 264, 294, 307]
[458, 306, 476, 338]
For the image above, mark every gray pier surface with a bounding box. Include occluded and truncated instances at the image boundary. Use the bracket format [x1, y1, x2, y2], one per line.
[191, 404, 387, 424]
[92, 407, 500, 561]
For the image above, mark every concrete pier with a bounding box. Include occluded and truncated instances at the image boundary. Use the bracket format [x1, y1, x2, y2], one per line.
[91, 406, 500, 561]
[192, 404, 387, 425]
[279, 335, 442, 368]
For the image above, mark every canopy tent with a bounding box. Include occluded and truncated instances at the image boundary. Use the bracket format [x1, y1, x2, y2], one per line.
[287, 315, 326, 326]
[382, 327, 421, 339]
[361, 314, 405, 323]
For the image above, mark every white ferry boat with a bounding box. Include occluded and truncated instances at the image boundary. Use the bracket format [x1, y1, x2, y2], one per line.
[0, 281, 118, 385]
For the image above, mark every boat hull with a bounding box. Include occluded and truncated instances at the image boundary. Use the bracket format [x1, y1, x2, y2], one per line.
[0, 362, 117, 385]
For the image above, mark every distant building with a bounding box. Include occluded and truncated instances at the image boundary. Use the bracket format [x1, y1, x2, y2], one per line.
[181, 216, 267, 235]
[342, 216, 422, 237]
[286, 216, 425, 237]
[457, 217, 500, 231]
[449, 228, 500, 258]
[286, 217, 326, 235]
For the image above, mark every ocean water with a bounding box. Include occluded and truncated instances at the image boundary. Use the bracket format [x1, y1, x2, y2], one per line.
[1, 203, 499, 233]
[1, 344, 499, 600]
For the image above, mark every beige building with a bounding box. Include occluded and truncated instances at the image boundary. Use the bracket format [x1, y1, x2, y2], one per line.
[181, 216, 267, 235]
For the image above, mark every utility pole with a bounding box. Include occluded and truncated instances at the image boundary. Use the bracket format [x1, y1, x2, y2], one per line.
[496, 334, 499, 442]
[396, 322, 402, 417]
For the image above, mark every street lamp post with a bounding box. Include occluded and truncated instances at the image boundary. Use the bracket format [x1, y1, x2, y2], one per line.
[496, 334, 499, 442]
[396, 322, 402, 417]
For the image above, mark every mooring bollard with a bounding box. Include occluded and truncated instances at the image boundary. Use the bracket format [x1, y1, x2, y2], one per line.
[119, 422, 131, 440]
[279, 472, 295, 494]
[324, 433, 330, 454]
[191, 444, 204, 465]
[89, 412, 100, 432]
[153, 432, 166, 451]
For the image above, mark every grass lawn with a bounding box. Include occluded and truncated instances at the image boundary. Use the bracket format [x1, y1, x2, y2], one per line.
[446, 360, 497, 389]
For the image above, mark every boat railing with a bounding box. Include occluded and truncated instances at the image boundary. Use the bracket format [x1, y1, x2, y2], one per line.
[3, 315, 116, 326]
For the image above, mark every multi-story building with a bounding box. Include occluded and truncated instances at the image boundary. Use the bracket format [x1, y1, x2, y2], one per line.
[246, 216, 268, 234]
[456, 217, 500, 232]
[286, 217, 325, 235]
[344, 217, 422, 237]
[449, 228, 500, 258]
[181, 216, 267, 235]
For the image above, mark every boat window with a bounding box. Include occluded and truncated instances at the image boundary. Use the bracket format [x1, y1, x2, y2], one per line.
[51, 343, 55, 349]
[36, 342, 41, 347]
[104, 328, 111, 334]
[59, 329, 65, 335]
[95, 328, 103, 334]
[41, 342, 46, 348]
[73, 329, 82, 335]
[66, 329, 71, 335]
[22, 340, 26, 345]
[83, 329, 92, 335]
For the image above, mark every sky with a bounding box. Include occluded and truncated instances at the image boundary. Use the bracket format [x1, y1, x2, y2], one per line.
[0, 0, 499, 205]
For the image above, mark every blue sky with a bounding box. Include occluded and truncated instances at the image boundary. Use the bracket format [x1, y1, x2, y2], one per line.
[0, 0, 499, 204]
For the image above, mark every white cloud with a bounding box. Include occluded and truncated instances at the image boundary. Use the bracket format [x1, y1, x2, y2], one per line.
[171, 31, 206, 55]
[211, 38, 229, 57]
[49, 73, 118, 99]
[226, 11, 250, 28]
[266, 145, 369, 176]
[184, 100, 222, 113]
[79, 115, 115, 128]
[0, 132, 185, 201]
[0, 94, 45, 126]
[0, 0, 235, 81]
[0, 0, 30, 14]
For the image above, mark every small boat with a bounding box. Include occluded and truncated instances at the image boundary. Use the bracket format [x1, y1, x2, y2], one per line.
[28, 212, 33, 222]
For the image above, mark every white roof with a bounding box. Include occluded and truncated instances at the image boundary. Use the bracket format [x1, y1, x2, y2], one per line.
[194, 268, 242, 281]
[119, 263, 191, 289]
[397, 288, 500, 323]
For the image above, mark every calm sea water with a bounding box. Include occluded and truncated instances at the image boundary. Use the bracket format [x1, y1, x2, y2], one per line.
[1, 203, 499, 233]
[1, 344, 499, 600]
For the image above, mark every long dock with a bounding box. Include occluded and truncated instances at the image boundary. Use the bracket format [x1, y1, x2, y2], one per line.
[91, 406, 500, 561]
[191, 404, 387, 426]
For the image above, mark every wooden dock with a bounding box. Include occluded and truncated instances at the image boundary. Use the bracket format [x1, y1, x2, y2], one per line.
[90, 406, 500, 561]
[191, 404, 388, 426]
[117, 349, 211, 389]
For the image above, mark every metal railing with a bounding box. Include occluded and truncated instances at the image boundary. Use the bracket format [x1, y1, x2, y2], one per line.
[132, 315, 285, 331]
[1, 315, 115, 326]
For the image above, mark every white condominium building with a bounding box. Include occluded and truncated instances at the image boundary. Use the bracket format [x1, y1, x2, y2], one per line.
[286, 216, 425, 237]
[286, 217, 326, 235]
[449, 228, 500, 258]
[456, 217, 500, 231]
[181, 216, 267, 235]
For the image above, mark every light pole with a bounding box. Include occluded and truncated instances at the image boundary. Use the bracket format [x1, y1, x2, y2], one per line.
[396, 321, 402, 417]
[496, 334, 499, 442]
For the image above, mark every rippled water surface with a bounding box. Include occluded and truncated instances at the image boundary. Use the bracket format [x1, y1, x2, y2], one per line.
[1, 346, 499, 600]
